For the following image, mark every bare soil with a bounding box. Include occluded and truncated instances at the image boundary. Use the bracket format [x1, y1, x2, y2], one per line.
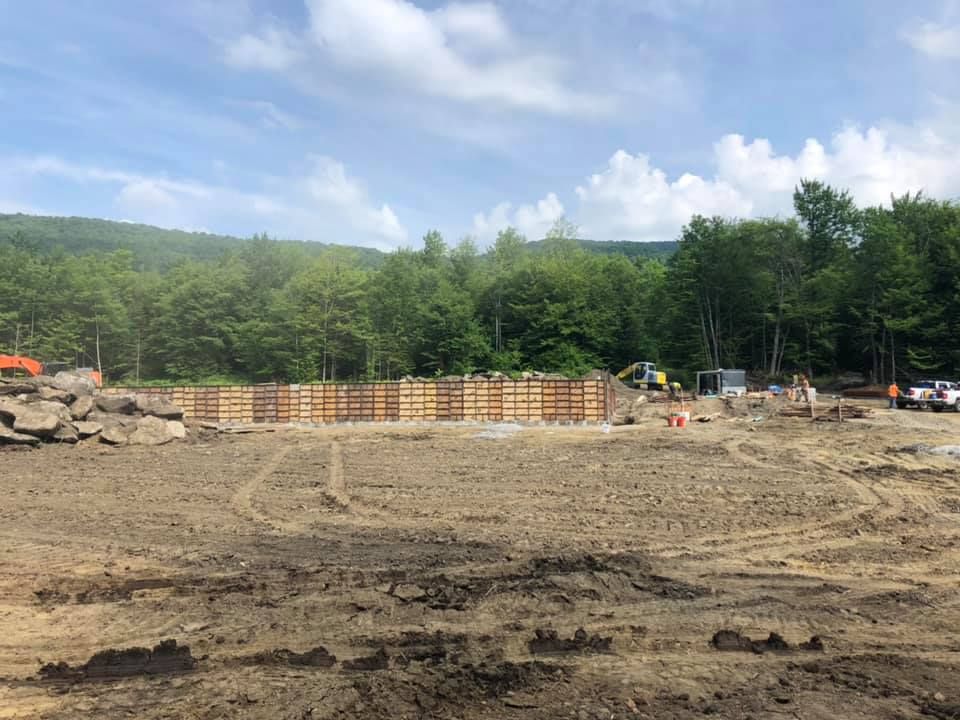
[3, 405, 960, 719]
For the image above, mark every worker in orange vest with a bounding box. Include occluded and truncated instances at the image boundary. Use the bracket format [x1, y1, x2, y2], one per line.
[888, 381, 900, 410]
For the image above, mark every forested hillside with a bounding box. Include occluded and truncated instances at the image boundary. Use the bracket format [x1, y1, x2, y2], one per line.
[0, 214, 387, 271]
[1, 180, 958, 385]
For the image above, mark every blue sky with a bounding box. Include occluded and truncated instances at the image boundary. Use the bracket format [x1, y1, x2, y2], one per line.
[1, 0, 959, 249]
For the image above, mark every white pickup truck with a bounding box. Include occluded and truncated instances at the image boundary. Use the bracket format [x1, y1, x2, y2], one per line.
[929, 383, 960, 412]
[900, 380, 955, 409]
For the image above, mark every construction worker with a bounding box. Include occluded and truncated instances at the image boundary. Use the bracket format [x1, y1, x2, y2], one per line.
[801, 375, 811, 403]
[888, 381, 900, 410]
[668, 381, 683, 399]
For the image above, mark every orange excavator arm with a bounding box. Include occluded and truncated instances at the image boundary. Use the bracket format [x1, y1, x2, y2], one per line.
[0, 354, 44, 377]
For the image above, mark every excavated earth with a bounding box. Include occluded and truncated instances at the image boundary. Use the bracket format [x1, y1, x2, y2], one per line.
[3, 403, 960, 718]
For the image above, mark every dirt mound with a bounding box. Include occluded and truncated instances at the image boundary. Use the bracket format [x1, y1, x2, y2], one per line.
[343, 648, 390, 671]
[385, 552, 655, 610]
[252, 646, 336, 668]
[632, 574, 712, 599]
[711, 630, 823, 654]
[528, 627, 612, 654]
[39, 639, 196, 681]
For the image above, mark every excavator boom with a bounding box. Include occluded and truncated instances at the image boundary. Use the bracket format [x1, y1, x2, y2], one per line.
[0, 354, 43, 377]
[0, 354, 102, 387]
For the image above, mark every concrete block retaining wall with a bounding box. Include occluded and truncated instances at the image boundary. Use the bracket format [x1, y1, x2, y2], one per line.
[104, 378, 613, 425]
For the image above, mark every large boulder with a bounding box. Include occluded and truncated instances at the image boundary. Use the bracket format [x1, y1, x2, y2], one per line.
[100, 425, 133, 446]
[128, 415, 175, 446]
[95, 395, 137, 415]
[0, 399, 18, 423]
[135, 395, 185, 420]
[21, 399, 73, 422]
[13, 407, 61, 438]
[74, 421, 104, 439]
[0, 425, 41, 446]
[24, 375, 57, 389]
[70, 396, 95, 421]
[53, 422, 79, 444]
[87, 411, 137, 428]
[166, 420, 187, 440]
[38, 386, 74, 404]
[0, 380, 37, 396]
[52, 371, 97, 397]
[0, 398, 63, 437]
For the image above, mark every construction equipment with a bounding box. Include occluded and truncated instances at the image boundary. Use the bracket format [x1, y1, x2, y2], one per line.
[0, 354, 102, 387]
[616, 361, 667, 390]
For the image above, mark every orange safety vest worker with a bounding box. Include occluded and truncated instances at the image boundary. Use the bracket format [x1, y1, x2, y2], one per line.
[888, 383, 899, 398]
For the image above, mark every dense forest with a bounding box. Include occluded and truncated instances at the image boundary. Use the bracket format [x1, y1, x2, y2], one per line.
[1, 180, 959, 386]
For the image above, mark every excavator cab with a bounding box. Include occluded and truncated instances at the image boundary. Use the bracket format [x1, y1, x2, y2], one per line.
[617, 361, 667, 390]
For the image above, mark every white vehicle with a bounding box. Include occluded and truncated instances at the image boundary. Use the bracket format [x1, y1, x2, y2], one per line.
[901, 380, 955, 409]
[930, 384, 960, 412]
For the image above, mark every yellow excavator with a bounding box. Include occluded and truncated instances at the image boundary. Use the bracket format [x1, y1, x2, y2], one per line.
[616, 361, 667, 390]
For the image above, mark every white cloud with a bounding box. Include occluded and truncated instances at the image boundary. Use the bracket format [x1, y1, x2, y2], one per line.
[12, 154, 407, 247]
[902, 21, 960, 59]
[574, 151, 749, 241]
[505, 124, 960, 242]
[433, 2, 510, 49]
[115, 180, 182, 227]
[307, 0, 609, 115]
[473, 192, 565, 243]
[223, 25, 302, 70]
[223, 0, 611, 116]
[302, 156, 407, 243]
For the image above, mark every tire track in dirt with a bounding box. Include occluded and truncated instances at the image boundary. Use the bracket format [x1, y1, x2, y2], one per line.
[231, 443, 302, 533]
[645, 444, 884, 561]
[323, 441, 350, 509]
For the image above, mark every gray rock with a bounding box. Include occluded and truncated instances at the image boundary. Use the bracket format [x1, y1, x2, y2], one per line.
[70, 395, 96, 421]
[166, 420, 187, 439]
[391, 584, 428, 602]
[74, 421, 104, 439]
[13, 407, 60, 437]
[0, 381, 37, 396]
[100, 425, 132, 445]
[38, 386, 74, 404]
[52, 371, 96, 397]
[24, 374, 57, 389]
[0, 425, 41, 446]
[128, 415, 174, 446]
[87, 410, 137, 428]
[95, 395, 137, 415]
[135, 395, 185, 420]
[0, 399, 18, 422]
[53, 422, 79, 444]
[22, 399, 73, 422]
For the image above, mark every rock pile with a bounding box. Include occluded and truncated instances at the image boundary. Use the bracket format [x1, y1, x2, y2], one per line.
[0, 372, 187, 448]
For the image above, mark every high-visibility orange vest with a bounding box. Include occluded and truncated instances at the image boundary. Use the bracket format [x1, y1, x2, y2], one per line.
[888, 384, 899, 398]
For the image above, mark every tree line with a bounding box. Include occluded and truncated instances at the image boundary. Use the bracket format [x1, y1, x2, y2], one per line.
[1, 180, 959, 386]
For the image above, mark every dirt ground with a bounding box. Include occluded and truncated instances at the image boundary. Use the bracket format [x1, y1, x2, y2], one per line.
[3, 402, 960, 719]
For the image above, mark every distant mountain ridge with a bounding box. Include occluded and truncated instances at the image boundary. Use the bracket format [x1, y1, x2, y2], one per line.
[0, 214, 386, 271]
[525, 237, 678, 261]
[0, 213, 678, 270]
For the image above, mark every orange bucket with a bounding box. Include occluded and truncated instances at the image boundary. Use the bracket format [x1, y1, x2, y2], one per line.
[667, 416, 678, 427]
[676, 415, 687, 428]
